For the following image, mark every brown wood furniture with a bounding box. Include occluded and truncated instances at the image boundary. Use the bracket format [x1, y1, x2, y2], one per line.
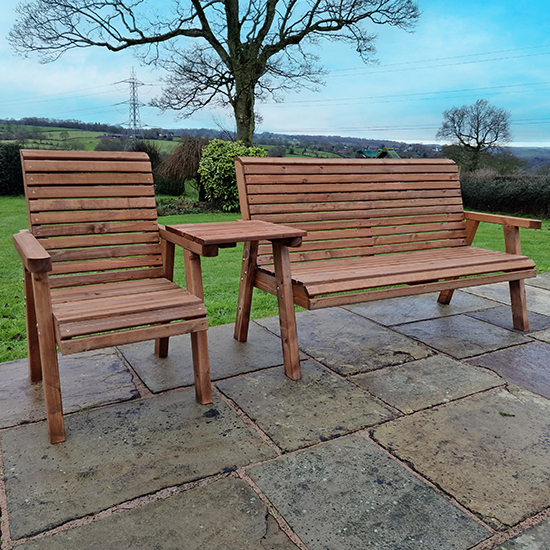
[234, 157, 542, 377]
[164, 220, 306, 379]
[14, 150, 212, 444]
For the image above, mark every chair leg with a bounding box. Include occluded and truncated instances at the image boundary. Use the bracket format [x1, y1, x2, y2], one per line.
[234, 241, 258, 342]
[23, 267, 42, 382]
[155, 337, 170, 358]
[509, 280, 529, 331]
[33, 272, 65, 444]
[190, 330, 212, 404]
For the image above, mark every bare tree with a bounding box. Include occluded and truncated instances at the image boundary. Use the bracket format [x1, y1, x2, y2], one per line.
[10, 0, 419, 145]
[437, 99, 512, 171]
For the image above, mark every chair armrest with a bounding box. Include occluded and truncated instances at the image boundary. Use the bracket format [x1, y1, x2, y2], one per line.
[465, 211, 542, 229]
[13, 230, 52, 273]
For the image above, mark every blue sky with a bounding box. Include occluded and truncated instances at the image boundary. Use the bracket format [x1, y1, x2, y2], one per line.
[1, 0, 549, 146]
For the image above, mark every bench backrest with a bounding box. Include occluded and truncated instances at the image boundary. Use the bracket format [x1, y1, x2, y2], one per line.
[236, 157, 467, 266]
[21, 149, 163, 289]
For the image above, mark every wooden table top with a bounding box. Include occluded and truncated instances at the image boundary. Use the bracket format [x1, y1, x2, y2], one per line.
[165, 220, 307, 246]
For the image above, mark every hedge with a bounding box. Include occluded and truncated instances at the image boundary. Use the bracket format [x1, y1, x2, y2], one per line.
[460, 171, 550, 219]
[0, 143, 24, 196]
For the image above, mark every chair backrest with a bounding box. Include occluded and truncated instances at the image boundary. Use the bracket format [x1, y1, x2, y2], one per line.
[21, 149, 163, 288]
[235, 157, 468, 266]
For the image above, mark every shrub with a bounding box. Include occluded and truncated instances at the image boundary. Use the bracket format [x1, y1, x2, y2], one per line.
[460, 171, 550, 218]
[0, 142, 25, 195]
[198, 139, 267, 212]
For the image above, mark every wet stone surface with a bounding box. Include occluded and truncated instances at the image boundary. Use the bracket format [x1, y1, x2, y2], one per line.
[119, 323, 296, 393]
[394, 315, 530, 359]
[468, 342, 550, 400]
[15, 477, 298, 550]
[0, 349, 138, 429]
[372, 387, 550, 528]
[467, 306, 550, 333]
[345, 291, 498, 326]
[351, 355, 502, 414]
[1, 390, 276, 539]
[217, 361, 395, 451]
[247, 436, 490, 550]
[494, 517, 550, 549]
[256, 308, 432, 375]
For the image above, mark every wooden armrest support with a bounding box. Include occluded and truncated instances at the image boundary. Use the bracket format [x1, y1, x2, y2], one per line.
[465, 211, 542, 229]
[13, 230, 52, 273]
[159, 226, 219, 257]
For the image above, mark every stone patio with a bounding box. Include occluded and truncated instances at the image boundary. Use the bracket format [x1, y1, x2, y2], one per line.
[1, 275, 550, 549]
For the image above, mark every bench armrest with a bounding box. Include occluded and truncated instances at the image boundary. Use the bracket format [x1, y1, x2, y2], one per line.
[13, 230, 52, 273]
[465, 211, 542, 229]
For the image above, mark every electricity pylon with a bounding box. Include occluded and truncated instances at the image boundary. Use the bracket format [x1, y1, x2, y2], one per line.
[122, 68, 145, 139]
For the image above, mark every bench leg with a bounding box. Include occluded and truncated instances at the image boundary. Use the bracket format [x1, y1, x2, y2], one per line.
[272, 241, 301, 380]
[33, 272, 65, 444]
[509, 280, 529, 331]
[234, 241, 258, 342]
[437, 288, 455, 304]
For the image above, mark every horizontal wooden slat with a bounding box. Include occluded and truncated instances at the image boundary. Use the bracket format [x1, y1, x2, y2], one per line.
[249, 197, 463, 216]
[49, 244, 161, 262]
[51, 255, 162, 275]
[39, 232, 159, 250]
[253, 205, 463, 225]
[30, 208, 158, 225]
[26, 173, 153, 186]
[33, 221, 159, 238]
[50, 278, 178, 304]
[57, 317, 208, 355]
[27, 185, 155, 199]
[248, 189, 462, 204]
[48, 267, 165, 289]
[23, 160, 152, 173]
[55, 288, 204, 322]
[29, 197, 156, 212]
[246, 177, 459, 190]
[21, 150, 150, 161]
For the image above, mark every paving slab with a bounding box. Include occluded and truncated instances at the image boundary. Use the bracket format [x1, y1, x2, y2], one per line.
[256, 308, 432, 375]
[464, 282, 550, 317]
[217, 361, 395, 451]
[394, 315, 530, 359]
[531, 329, 550, 344]
[0, 349, 138, 429]
[1, 390, 277, 539]
[119, 323, 300, 393]
[16, 477, 298, 550]
[351, 355, 502, 414]
[467, 306, 550, 333]
[525, 272, 550, 291]
[247, 435, 490, 550]
[494, 517, 550, 549]
[372, 387, 550, 528]
[344, 291, 498, 326]
[468, 342, 550, 399]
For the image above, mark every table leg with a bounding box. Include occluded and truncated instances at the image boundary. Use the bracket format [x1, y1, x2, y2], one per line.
[272, 241, 301, 380]
[235, 241, 258, 342]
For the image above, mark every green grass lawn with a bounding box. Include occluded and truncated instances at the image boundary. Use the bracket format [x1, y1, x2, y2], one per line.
[1, 195, 548, 363]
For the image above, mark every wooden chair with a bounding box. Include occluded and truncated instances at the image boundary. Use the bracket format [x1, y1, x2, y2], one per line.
[234, 157, 541, 378]
[13, 150, 211, 444]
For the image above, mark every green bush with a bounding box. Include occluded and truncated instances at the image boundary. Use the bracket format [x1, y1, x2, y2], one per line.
[198, 139, 266, 212]
[0, 142, 25, 195]
[460, 171, 550, 218]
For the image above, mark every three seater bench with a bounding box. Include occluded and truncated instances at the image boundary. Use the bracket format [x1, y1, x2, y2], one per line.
[233, 157, 541, 378]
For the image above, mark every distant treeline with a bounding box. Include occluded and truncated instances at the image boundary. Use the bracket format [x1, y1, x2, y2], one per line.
[0, 117, 124, 135]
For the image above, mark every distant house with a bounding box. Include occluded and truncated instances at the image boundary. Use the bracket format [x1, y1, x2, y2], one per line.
[359, 147, 400, 159]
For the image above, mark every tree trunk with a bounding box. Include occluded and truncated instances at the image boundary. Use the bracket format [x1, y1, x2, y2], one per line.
[234, 86, 255, 146]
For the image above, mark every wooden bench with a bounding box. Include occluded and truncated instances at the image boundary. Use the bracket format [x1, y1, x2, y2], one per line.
[14, 150, 212, 443]
[234, 157, 541, 378]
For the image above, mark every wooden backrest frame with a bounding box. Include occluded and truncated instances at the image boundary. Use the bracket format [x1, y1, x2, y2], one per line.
[21, 149, 162, 288]
[236, 157, 468, 266]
